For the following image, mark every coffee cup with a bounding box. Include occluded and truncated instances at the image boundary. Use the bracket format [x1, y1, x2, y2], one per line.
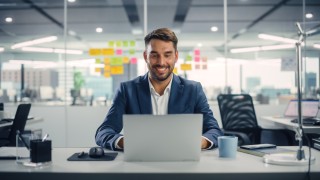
[218, 136, 238, 158]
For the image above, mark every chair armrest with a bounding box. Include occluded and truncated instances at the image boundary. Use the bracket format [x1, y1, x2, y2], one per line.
[223, 130, 251, 145]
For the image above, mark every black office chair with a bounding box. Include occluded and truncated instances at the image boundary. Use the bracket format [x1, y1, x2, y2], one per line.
[217, 94, 293, 146]
[0, 103, 31, 147]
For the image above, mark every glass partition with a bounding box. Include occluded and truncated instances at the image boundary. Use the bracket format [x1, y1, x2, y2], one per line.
[0, 0, 319, 106]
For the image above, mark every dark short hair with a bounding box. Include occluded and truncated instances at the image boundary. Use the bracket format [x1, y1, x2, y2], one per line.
[144, 28, 178, 51]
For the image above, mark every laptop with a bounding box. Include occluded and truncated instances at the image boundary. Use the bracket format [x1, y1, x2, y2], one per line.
[283, 99, 319, 118]
[123, 114, 203, 162]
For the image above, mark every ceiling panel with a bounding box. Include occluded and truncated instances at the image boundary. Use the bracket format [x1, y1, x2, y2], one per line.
[0, 0, 319, 62]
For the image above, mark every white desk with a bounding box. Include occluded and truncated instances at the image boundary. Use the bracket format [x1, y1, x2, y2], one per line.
[0, 117, 43, 128]
[261, 116, 320, 134]
[0, 147, 319, 180]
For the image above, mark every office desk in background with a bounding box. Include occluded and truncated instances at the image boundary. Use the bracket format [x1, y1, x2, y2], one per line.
[0, 117, 43, 128]
[262, 116, 320, 134]
[0, 147, 319, 180]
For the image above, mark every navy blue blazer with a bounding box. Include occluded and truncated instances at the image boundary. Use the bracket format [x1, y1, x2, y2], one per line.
[95, 73, 223, 150]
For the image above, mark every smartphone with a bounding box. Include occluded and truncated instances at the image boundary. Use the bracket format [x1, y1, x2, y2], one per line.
[240, 144, 276, 150]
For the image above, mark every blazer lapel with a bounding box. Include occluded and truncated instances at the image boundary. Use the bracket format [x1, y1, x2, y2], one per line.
[168, 74, 184, 114]
[137, 74, 152, 114]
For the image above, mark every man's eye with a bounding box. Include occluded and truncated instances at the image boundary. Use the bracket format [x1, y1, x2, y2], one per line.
[165, 54, 172, 58]
[150, 54, 158, 58]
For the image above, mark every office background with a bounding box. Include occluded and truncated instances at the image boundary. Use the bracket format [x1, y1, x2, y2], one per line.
[0, 0, 319, 147]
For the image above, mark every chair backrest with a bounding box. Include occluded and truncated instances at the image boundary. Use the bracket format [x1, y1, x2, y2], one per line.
[217, 94, 261, 144]
[217, 94, 258, 129]
[7, 104, 31, 146]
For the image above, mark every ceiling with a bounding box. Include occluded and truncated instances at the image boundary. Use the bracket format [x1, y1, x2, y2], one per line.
[0, 0, 319, 63]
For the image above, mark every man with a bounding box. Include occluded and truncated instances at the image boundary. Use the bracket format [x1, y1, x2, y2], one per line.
[95, 28, 223, 151]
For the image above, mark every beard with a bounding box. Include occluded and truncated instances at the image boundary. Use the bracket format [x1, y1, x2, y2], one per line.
[149, 64, 173, 82]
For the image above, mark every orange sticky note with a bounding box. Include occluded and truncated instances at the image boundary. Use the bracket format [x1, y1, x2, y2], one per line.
[111, 66, 124, 75]
[180, 63, 192, 71]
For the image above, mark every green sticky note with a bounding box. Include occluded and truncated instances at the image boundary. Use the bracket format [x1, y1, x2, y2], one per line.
[110, 57, 123, 66]
[123, 41, 129, 47]
[108, 41, 115, 47]
[130, 40, 135, 47]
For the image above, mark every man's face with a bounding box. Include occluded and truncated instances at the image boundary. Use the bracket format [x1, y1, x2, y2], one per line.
[144, 39, 178, 82]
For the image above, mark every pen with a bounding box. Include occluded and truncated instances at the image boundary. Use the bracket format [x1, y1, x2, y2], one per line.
[16, 130, 30, 150]
[42, 134, 49, 142]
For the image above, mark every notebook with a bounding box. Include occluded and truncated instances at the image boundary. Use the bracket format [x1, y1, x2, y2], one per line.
[123, 114, 203, 162]
[283, 99, 319, 118]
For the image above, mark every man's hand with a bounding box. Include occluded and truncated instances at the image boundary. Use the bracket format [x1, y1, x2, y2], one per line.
[201, 137, 209, 149]
[118, 137, 124, 149]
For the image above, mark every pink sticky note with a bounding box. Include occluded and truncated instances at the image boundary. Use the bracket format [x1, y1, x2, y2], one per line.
[194, 56, 200, 62]
[116, 49, 123, 55]
[194, 49, 200, 56]
[130, 57, 137, 64]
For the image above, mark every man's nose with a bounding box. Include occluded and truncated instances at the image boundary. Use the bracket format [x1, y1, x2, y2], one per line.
[157, 55, 166, 65]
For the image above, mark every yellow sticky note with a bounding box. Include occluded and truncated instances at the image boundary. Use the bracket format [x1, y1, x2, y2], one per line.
[95, 58, 101, 64]
[89, 48, 101, 56]
[102, 48, 114, 56]
[95, 68, 101, 73]
[111, 66, 124, 75]
[104, 58, 110, 65]
[104, 71, 111, 78]
[104, 65, 111, 71]
[123, 56, 130, 64]
[173, 67, 178, 74]
[180, 63, 192, 71]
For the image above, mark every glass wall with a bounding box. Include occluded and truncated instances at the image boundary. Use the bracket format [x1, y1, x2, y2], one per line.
[0, 0, 319, 106]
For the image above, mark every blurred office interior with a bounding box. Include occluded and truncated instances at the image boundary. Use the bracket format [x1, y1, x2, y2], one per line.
[0, 0, 319, 147]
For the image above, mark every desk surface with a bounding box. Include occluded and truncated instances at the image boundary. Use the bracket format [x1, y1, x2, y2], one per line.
[0, 147, 320, 180]
[262, 116, 320, 134]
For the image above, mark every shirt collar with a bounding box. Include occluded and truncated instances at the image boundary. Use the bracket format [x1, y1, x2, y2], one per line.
[148, 74, 173, 96]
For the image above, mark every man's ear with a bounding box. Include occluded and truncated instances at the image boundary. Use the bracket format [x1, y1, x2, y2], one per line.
[175, 50, 179, 63]
[143, 51, 148, 62]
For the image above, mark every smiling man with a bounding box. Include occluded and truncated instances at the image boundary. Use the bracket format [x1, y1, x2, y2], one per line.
[95, 28, 223, 151]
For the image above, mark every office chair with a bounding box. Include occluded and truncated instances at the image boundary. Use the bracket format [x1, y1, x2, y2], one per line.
[217, 94, 293, 146]
[0, 103, 31, 147]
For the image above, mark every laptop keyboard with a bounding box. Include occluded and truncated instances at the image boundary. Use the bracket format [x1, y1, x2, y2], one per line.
[291, 118, 320, 126]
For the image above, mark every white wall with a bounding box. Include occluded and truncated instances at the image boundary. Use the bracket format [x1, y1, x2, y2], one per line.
[5, 103, 286, 148]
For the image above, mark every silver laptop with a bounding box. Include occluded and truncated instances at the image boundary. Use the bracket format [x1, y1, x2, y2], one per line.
[283, 99, 319, 118]
[123, 114, 203, 162]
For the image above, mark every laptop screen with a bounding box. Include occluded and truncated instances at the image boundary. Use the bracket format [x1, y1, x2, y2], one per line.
[123, 114, 202, 162]
[284, 99, 319, 117]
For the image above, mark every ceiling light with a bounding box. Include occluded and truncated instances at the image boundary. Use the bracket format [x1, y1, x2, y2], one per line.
[258, 33, 297, 44]
[68, 0, 76, 3]
[96, 27, 103, 33]
[306, 13, 313, 19]
[132, 29, 143, 35]
[230, 47, 261, 53]
[11, 36, 58, 49]
[0, 47, 4, 52]
[314, 44, 320, 49]
[5, 17, 13, 23]
[230, 44, 295, 53]
[210, 26, 218, 32]
[197, 43, 203, 47]
[22, 47, 83, 55]
[260, 44, 295, 51]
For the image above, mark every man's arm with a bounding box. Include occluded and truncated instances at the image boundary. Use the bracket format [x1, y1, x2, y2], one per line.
[95, 84, 126, 151]
[195, 82, 224, 149]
